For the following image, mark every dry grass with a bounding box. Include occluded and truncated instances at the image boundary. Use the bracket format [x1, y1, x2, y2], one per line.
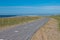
[0, 16, 41, 30]
[50, 15, 60, 30]
[0, 16, 40, 27]
[31, 18, 60, 40]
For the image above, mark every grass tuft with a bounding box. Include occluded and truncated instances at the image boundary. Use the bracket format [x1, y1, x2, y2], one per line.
[0, 16, 40, 27]
[50, 15, 60, 30]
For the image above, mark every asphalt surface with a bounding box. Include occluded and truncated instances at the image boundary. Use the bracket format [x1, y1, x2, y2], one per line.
[0, 18, 49, 40]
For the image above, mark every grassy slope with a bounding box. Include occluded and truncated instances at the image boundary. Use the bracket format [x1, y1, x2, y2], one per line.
[50, 15, 60, 29]
[0, 16, 40, 27]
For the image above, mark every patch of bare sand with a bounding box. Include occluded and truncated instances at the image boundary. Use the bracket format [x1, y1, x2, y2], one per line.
[31, 18, 60, 40]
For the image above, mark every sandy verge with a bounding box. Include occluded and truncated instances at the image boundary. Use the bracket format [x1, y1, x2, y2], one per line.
[31, 18, 60, 40]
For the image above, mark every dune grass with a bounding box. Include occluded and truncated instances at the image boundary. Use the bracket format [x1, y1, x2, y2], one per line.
[0, 16, 40, 27]
[50, 15, 60, 30]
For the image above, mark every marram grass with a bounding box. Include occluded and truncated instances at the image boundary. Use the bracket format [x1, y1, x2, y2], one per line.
[50, 15, 60, 30]
[0, 16, 40, 27]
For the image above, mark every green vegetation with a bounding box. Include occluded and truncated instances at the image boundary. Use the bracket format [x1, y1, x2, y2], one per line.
[0, 16, 40, 27]
[50, 15, 60, 30]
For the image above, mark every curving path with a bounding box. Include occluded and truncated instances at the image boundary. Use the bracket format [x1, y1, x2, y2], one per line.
[0, 18, 49, 40]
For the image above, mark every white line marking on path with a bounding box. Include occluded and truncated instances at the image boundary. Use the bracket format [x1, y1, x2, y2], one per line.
[14, 31, 19, 32]
[0, 39, 4, 40]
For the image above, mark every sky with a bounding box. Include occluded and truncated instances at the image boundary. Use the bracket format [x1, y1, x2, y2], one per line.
[0, 0, 60, 15]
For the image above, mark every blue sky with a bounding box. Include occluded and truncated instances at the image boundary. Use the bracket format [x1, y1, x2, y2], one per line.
[0, 0, 60, 15]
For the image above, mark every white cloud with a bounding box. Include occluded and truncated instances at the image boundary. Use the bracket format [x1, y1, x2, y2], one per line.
[41, 6, 60, 10]
[0, 6, 34, 8]
[0, 6, 60, 14]
[0, 6, 60, 9]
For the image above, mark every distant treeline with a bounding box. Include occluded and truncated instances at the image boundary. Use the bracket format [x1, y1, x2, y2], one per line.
[0, 15, 17, 18]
